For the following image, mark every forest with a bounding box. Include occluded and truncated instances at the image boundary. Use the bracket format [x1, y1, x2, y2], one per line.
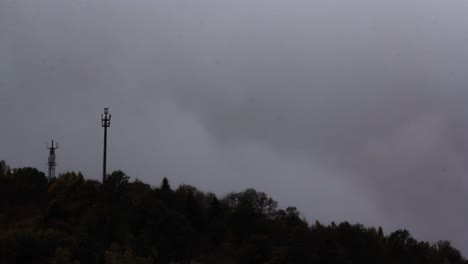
[0, 160, 466, 264]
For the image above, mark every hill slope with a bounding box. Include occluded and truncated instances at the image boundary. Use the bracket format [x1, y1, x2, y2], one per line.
[0, 161, 465, 263]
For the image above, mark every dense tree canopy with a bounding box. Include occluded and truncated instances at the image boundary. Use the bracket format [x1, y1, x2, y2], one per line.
[0, 161, 465, 263]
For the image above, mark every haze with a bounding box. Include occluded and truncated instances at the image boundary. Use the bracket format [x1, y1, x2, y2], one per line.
[2, 0, 468, 254]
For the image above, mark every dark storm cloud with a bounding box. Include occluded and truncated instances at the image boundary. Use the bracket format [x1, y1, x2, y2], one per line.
[2, 0, 468, 253]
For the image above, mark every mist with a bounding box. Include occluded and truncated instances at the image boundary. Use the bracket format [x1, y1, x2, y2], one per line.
[2, 0, 468, 253]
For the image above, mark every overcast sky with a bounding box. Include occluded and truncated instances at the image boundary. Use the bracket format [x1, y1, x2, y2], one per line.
[2, 0, 468, 254]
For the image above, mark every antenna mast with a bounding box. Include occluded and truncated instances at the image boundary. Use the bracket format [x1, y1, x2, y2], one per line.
[47, 140, 58, 180]
[101, 107, 111, 182]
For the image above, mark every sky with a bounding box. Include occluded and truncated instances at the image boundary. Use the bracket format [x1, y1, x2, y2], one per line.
[2, 0, 468, 254]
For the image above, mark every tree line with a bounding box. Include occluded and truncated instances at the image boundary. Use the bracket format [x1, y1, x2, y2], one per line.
[0, 160, 465, 263]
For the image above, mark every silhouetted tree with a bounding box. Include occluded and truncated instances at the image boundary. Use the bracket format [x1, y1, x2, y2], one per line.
[0, 162, 466, 264]
[161, 177, 171, 191]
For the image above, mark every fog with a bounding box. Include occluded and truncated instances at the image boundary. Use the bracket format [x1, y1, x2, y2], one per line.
[2, 0, 468, 253]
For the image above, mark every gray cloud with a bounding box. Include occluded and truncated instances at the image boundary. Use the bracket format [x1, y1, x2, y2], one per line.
[2, 0, 468, 254]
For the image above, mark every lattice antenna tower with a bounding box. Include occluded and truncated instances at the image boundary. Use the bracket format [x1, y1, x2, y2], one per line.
[47, 140, 58, 180]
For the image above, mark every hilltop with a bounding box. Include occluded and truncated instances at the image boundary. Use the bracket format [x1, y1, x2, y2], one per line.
[0, 161, 465, 263]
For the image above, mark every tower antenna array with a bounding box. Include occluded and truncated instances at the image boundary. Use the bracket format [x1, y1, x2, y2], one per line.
[47, 140, 58, 180]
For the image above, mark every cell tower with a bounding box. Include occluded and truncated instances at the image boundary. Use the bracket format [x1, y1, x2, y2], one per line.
[47, 140, 58, 180]
[101, 107, 111, 182]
